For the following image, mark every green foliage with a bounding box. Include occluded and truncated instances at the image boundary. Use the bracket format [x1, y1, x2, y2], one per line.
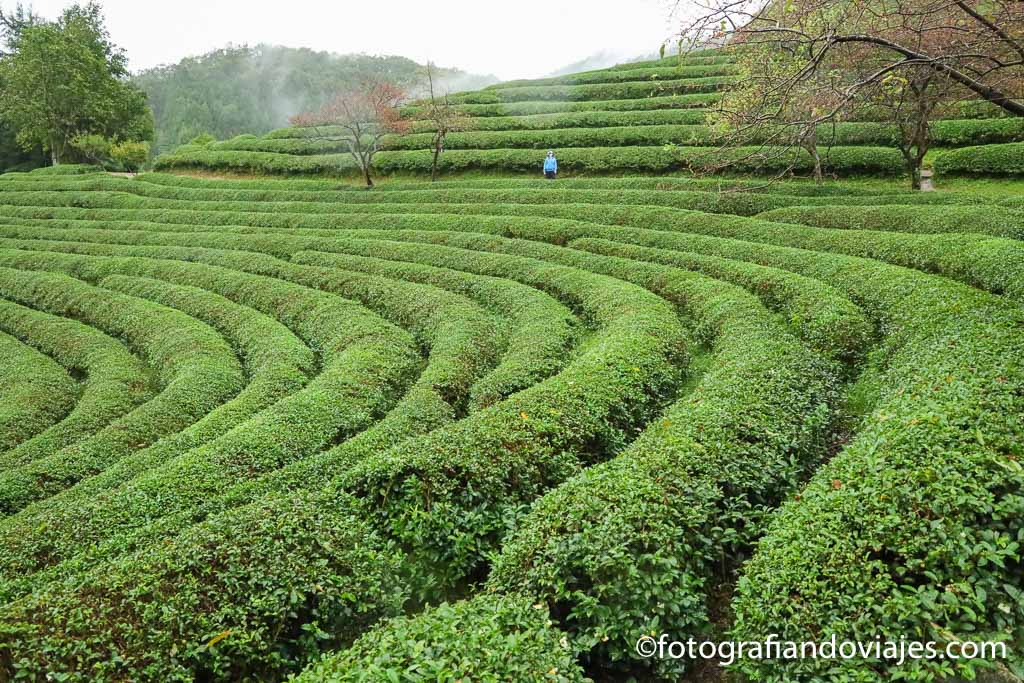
[0, 298, 150, 473]
[295, 595, 588, 682]
[759, 204, 1024, 240]
[109, 139, 149, 172]
[0, 266, 243, 515]
[1, 39, 1023, 681]
[448, 76, 738, 104]
[0, 330, 76, 452]
[0, 2, 152, 164]
[934, 142, 1024, 176]
[132, 45, 495, 153]
[154, 144, 905, 177]
[1, 490, 405, 682]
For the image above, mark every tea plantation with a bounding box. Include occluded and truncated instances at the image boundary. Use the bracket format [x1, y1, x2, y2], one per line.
[151, 49, 1024, 179]
[0, 49, 1022, 683]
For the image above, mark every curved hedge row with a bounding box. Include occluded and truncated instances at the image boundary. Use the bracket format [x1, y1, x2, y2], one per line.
[245, 118, 1024, 155]
[759, 204, 1024, 240]
[400, 93, 723, 118]
[0, 299, 150, 471]
[0, 246, 484, 600]
[485, 245, 837, 676]
[41, 190, 1015, 305]
[288, 248, 577, 409]
[446, 77, 739, 104]
[256, 202, 1024, 303]
[484, 62, 741, 89]
[274, 209, 1024, 680]
[295, 595, 587, 683]
[275, 109, 710, 138]
[0, 231, 687, 678]
[0, 266, 243, 515]
[133, 170, 911, 196]
[0, 489, 406, 682]
[934, 141, 1024, 176]
[465, 213, 1024, 681]
[0, 329, 76, 453]
[409, 108, 712, 132]
[0, 215, 870, 368]
[605, 50, 735, 71]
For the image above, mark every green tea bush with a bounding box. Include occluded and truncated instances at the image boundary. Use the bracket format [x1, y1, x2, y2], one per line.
[489, 243, 837, 676]
[294, 595, 587, 683]
[338, 213, 1024, 681]
[0, 331, 76, 452]
[604, 50, 735, 70]
[290, 247, 576, 409]
[253, 119, 1024, 155]
[0, 265, 243, 514]
[448, 77, 739, 104]
[487, 62, 740, 88]
[152, 144, 904, 177]
[25, 163, 103, 175]
[402, 93, 724, 118]
[0, 299, 150, 471]
[759, 204, 1024, 240]
[0, 490, 405, 682]
[934, 141, 1024, 176]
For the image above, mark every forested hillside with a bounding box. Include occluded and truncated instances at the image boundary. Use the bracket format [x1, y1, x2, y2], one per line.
[133, 45, 498, 154]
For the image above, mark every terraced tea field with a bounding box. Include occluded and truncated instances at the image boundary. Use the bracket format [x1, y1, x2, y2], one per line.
[151, 49, 1024, 179]
[0, 165, 1020, 682]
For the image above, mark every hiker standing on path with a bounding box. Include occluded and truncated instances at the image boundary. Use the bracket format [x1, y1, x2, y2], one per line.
[543, 150, 558, 179]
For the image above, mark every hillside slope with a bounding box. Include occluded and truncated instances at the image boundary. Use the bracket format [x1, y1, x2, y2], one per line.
[153, 48, 1024, 179]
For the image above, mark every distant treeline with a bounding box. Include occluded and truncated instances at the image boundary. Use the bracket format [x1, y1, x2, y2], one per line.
[134, 45, 498, 153]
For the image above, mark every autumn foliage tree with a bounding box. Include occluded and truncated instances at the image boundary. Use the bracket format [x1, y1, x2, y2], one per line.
[289, 80, 409, 187]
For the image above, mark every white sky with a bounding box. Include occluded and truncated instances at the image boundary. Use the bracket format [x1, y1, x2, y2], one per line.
[13, 0, 679, 79]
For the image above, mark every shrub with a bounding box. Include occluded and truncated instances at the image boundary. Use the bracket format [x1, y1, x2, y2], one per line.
[0, 298, 150, 472]
[447, 77, 739, 104]
[152, 145, 905, 177]
[759, 204, 1024, 240]
[294, 595, 588, 683]
[0, 265, 243, 515]
[403, 93, 724, 118]
[934, 142, 1024, 176]
[487, 62, 741, 89]
[0, 491, 405, 682]
[110, 140, 150, 172]
[0, 331, 76, 452]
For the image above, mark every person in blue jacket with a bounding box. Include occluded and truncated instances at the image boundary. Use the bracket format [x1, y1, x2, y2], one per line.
[543, 150, 558, 179]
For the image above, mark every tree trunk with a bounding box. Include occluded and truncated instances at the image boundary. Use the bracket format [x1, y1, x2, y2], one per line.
[49, 136, 60, 166]
[910, 164, 922, 190]
[802, 138, 822, 184]
[431, 143, 441, 182]
[363, 162, 374, 188]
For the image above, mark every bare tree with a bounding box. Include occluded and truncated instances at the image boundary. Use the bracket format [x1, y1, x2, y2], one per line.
[708, 47, 847, 183]
[675, 0, 1023, 188]
[414, 62, 469, 182]
[289, 79, 410, 188]
[676, 0, 1024, 115]
[863, 65, 949, 189]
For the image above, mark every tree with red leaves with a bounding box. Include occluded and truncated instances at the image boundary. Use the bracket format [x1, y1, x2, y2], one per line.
[290, 80, 410, 187]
